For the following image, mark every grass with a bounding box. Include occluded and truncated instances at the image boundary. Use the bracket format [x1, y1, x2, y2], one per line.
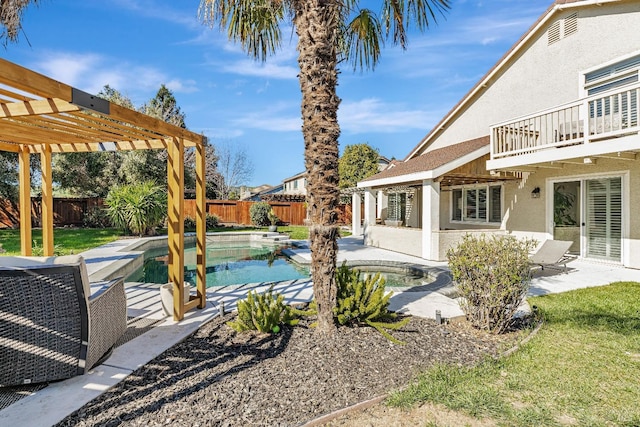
[0, 228, 123, 255]
[388, 281, 640, 426]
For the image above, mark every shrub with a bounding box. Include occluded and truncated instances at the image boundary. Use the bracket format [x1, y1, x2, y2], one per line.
[447, 234, 536, 334]
[184, 216, 196, 231]
[206, 213, 219, 230]
[332, 262, 410, 344]
[249, 202, 272, 226]
[227, 287, 300, 334]
[268, 208, 279, 226]
[82, 206, 112, 228]
[105, 181, 167, 236]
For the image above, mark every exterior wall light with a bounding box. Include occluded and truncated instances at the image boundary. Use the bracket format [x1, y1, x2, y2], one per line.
[531, 187, 541, 198]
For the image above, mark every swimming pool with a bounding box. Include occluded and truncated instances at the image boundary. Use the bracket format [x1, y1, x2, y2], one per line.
[127, 242, 311, 287]
[126, 238, 435, 289]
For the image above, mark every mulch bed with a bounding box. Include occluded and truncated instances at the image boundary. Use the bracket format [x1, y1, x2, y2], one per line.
[55, 313, 522, 427]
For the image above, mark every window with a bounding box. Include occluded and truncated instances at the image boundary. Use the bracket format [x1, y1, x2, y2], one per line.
[294, 180, 298, 189]
[387, 192, 407, 222]
[451, 185, 501, 223]
[585, 54, 640, 130]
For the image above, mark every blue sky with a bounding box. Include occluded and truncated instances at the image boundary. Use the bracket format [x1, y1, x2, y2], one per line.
[3, 0, 551, 187]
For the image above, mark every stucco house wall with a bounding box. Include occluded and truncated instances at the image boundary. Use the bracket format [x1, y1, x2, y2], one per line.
[416, 2, 640, 156]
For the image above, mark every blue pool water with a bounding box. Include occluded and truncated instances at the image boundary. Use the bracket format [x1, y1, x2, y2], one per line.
[128, 242, 310, 287]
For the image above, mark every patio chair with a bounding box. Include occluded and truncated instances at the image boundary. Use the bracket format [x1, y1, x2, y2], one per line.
[529, 240, 577, 273]
[0, 255, 127, 386]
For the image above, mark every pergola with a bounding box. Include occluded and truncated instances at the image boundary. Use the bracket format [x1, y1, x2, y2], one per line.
[0, 58, 206, 321]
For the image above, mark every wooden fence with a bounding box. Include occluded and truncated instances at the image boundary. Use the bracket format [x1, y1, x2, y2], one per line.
[1, 198, 354, 228]
[184, 200, 309, 226]
[0, 198, 103, 228]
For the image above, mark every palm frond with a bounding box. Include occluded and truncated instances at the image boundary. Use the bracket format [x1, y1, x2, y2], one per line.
[381, 0, 450, 49]
[342, 8, 383, 71]
[199, 0, 286, 61]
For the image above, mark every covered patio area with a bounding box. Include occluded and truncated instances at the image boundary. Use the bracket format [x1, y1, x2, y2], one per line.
[0, 58, 207, 320]
[353, 138, 520, 261]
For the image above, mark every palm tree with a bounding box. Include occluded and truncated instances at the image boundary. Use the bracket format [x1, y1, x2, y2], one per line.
[0, 0, 39, 45]
[200, 0, 450, 335]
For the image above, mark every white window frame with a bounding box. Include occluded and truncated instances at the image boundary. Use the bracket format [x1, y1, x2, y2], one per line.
[450, 184, 503, 224]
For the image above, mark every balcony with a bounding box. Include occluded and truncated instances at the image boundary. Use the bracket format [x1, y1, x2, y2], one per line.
[488, 83, 640, 170]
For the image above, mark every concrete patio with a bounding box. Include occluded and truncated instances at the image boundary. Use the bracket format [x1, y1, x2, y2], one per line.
[1, 234, 638, 427]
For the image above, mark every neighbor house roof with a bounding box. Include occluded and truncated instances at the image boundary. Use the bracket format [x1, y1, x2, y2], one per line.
[404, 0, 595, 160]
[359, 136, 489, 188]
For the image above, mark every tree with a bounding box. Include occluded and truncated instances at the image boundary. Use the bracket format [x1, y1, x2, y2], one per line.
[210, 140, 254, 200]
[200, 0, 449, 335]
[140, 84, 186, 128]
[0, 0, 38, 46]
[184, 140, 219, 199]
[52, 85, 133, 196]
[339, 143, 380, 189]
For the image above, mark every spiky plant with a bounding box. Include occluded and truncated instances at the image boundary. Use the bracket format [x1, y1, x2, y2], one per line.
[227, 286, 300, 334]
[333, 262, 410, 344]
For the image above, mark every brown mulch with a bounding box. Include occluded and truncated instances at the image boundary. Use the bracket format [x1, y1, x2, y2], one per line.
[55, 313, 522, 427]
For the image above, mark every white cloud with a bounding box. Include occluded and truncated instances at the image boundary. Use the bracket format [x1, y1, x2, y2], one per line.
[33, 51, 198, 102]
[223, 59, 298, 80]
[338, 98, 441, 134]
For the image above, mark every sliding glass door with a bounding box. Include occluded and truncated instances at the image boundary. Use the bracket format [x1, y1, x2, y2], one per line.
[553, 176, 622, 263]
[585, 177, 622, 262]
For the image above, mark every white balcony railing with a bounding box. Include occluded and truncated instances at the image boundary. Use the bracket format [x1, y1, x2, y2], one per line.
[491, 83, 640, 159]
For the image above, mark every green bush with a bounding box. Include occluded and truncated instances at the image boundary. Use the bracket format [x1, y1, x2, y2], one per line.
[184, 214, 219, 231]
[332, 262, 410, 344]
[227, 287, 300, 334]
[249, 202, 272, 226]
[82, 206, 112, 228]
[105, 181, 167, 236]
[206, 213, 219, 229]
[447, 234, 536, 334]
[184, 216, 196, 231]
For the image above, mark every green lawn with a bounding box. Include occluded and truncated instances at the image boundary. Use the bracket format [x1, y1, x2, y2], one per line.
[388, 281, 640, 426]
[0, 228, 124, 255]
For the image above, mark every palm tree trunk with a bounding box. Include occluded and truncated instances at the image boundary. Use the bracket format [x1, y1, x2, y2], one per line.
[294, 0, 341, 336]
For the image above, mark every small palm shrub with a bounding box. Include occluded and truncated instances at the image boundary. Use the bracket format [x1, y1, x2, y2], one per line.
[184, 214, 219, 231]
[82, 206, 112, 228]
[249, 202, 271, 226]
[184, 216, 196, 231]
[332, 263, 410, 344]
[227, 287, 300, 334]
[447, 234, 536, 334]
[206, 213, 220, 229]
[105, 181, 167, 236]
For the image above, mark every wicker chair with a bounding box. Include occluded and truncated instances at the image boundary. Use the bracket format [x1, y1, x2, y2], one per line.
[0, 255, 127, 386]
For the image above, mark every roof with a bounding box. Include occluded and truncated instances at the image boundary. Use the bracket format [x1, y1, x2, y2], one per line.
[404, 0, 598, 160]
[0, 58, 203, 154]
[359, 136, 489, 186]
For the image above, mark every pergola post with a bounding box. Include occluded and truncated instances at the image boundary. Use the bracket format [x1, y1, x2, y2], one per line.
[18, 145, 32, 256]
[40, 144, 54, 256]
[195, 140, 207, 309]
[167, 137, 186, 321]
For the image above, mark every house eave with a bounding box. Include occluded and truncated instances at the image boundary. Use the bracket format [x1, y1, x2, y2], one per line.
[358, 145, 490, 189]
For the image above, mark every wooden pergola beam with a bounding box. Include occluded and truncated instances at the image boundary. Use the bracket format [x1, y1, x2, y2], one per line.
[0, 57, 208, 321]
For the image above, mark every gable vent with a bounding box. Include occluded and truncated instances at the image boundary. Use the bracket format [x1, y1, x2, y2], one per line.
[564, 12, 578, 37]
[548, 20, 561, 45]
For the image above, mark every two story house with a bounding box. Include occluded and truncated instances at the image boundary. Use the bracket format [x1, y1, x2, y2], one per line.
[355, 0, 640, 269]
